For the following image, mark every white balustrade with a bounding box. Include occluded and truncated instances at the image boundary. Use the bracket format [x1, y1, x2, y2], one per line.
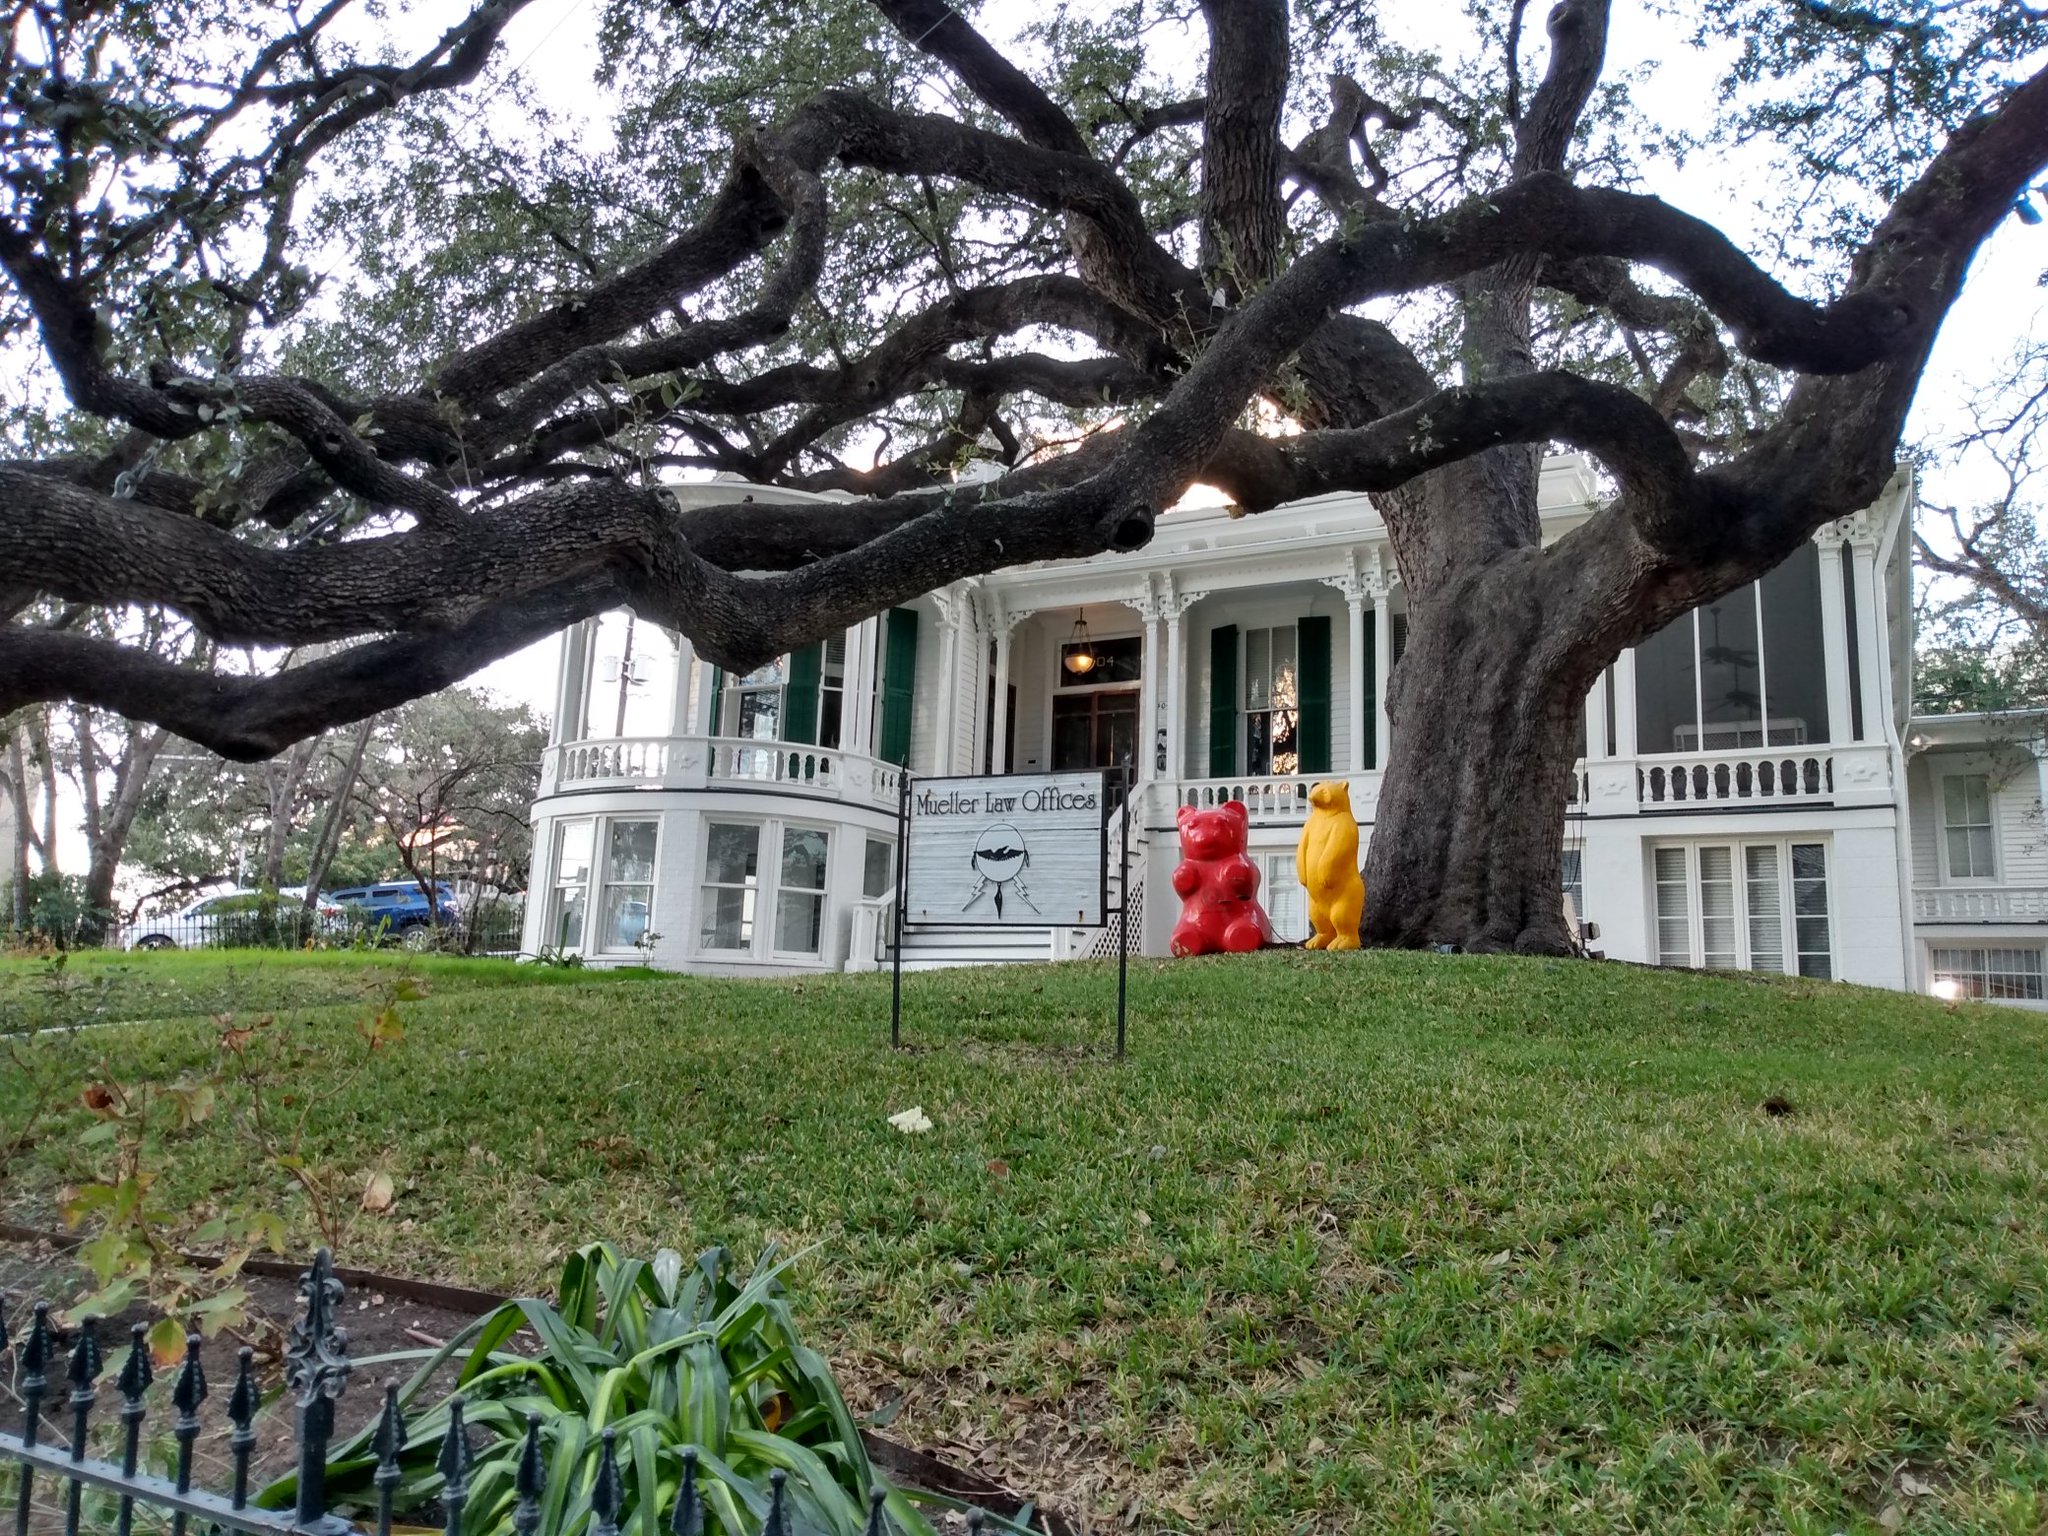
[1913, 886, 2048, 923]
[1636, 749, 1833, 807]
[542, 735, 901, 809]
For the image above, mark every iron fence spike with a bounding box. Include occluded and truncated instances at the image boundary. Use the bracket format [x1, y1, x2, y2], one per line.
[23, 1300, 51, 1375]
[669, 1447, 702, 1536]
[862, 1485, 888, 1536]
[171, 1333, 207, 1416]
[68, 1315, 103, 1389]
[965, 1511, 985, 1534]
[437, 1395, 472, 1485]
[513, 1412, 544, 1499]
[374, 1380, 407, 1474]
[590, 1428, 624, 1536]
[228, 1347, 258, 1429]
[117, 1323, 153, 1402]
[764, 1467, 789, 1536]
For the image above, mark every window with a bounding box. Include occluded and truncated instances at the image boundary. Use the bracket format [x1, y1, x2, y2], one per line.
[699, 821, 831, 958]
[1052, 691, 1138, 773]
[699, 823, 761, 951]
[1244, 626, 1299, 775]
[547, 820, 594, 950]
[734, 658, 784, 741]
[1562, 848, 1584, 925]
[818, 636, 846, 749]
[1652, 841, 1830, 978]
[1259, 852, 1307, 943]
[1634, 543, 1830, 753]
[1930, 947, 2045, 1001]
[863, 836, 895, 899]
[597, 820, 657, 950]
[776, 828, 830, 954]
[1942, 773, 1996, 880]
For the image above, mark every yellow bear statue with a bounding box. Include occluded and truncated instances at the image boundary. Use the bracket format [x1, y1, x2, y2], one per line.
[1298, 780, 1364, 950]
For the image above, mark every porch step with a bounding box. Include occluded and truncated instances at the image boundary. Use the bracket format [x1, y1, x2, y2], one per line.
[890, 924, 1058, 971]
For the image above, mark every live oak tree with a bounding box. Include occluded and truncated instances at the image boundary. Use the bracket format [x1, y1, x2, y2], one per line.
[4, 1, 2046, 953]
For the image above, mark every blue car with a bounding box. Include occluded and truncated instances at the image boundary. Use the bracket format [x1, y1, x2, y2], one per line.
[322, 881, 461, 943]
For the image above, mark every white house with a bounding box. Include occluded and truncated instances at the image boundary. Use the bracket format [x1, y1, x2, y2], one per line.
[518, 458, 2048, 1004]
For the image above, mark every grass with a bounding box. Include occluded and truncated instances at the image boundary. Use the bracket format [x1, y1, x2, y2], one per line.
[4, 949, 2047, 1533]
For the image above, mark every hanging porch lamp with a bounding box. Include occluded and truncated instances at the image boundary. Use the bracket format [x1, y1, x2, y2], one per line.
[1063, 614, 1098, 676]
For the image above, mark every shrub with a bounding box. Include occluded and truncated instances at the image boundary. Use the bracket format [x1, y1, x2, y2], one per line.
[269, 1244, 946, 1535]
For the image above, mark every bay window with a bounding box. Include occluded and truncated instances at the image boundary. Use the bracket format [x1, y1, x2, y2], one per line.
[546, 815, 658, 955]
[700, 819, 832, 959]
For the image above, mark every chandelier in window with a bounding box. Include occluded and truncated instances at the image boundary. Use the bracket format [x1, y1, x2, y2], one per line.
[1063, 615, 1097, 676]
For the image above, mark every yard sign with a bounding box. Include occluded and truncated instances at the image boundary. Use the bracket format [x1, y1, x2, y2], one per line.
[903, 771, 1108, 927]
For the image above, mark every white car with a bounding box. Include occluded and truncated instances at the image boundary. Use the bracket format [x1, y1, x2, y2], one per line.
[122, 889, 343, 951]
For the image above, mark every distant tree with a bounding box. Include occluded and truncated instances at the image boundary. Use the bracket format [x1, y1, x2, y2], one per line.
[3, 1, 2046, 950]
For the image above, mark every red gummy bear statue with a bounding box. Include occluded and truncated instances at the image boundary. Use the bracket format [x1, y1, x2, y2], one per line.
[1169, 801, 1275, 956]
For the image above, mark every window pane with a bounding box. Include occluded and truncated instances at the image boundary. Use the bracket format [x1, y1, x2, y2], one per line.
[1967, 826, 1996, 877]
[1635, 614, 1698, 755]
[1246, 713, 1272, 774]
[599, 886, 651, 949]
[1699, 846, 1737, 968]
[548, 887, 586, 950]
[775, 891, 825, 954]
[703, 823, 761, 886]
[1654, 847, 1691, 966]
[818, 687, 843, 749]
[699, 886, 753, 950]
[1273, 629, 1297, 703]
[864, 837, 894, 899]
[737, 688, 781, 741]
[1759, 544, 1827, 745]
[1791, 842, 1830, 978]
[1697, 584, 1763, 747]
[556, 820, 594, 885]
[1745, 846, 1784, 973]
[780, 828, 829, 893]
[1246, 630, 1270, 709]
[607, 820, 658, 885]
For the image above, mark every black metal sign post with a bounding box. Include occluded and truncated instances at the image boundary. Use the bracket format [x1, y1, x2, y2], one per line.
[891, 770, 910, 1049]
[1115, 763, 1131, 1061]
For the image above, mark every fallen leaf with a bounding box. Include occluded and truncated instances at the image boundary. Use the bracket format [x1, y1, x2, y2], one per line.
[1876, 1501, 1906, 1533]
[1898, 1472, 1936, 1498]
[361, 1171, 396, 1213]
[985, 1158, 1010, 1178]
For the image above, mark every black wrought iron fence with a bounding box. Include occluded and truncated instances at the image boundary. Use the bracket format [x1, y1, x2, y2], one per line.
[0, 1253, 980, 1536]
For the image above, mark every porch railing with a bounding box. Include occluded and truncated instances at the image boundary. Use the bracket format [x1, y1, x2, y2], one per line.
[0, 1251, 979, 1536]
[1637, 749, 1833, 806]
[1913, 885, 2048, 923]
[543, 736, 902, 809]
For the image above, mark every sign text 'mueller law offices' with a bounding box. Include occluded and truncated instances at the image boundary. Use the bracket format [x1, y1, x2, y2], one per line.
[903, 771, 1107, 928]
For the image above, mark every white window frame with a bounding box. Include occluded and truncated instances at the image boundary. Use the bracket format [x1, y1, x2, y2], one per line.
[593, 817, 660, 954]
[1650, 838, 1833, 979]
[1937, 769, 1999, 885]
[1242, 624, 1300, 776]
[694, 816, 833, 962]
[547, 815, 659, 956]
[1928, 945, 2046, 1002]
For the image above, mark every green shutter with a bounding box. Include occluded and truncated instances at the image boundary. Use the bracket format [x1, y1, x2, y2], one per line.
[1209, 624, 1238, 778]
[708, 667, 725, 736]
[1361, 618, 1378, 769]
[784, 643, 822, 744]
[879, 607, 919, 767]
[1298, 615, 1332, 775]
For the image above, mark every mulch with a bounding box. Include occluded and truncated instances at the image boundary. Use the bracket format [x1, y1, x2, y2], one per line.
[0, 1231, 1078, 1536]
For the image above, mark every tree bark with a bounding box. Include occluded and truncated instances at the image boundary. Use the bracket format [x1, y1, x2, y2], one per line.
[1364, 549, 1597, 954]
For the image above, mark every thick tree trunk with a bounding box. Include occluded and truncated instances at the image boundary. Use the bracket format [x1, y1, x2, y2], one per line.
[1363, 551, 1595, 956]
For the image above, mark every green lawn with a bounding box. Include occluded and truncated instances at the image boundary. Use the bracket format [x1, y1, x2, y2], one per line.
[5, 950, 2047, 1533]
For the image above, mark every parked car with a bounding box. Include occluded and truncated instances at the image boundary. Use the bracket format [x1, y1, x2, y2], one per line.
[322, 880, 462, 944]
[123, 888, 344, 951]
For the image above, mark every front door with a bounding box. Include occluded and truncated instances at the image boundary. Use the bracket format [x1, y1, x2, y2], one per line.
[1051, 690, 1138, 776]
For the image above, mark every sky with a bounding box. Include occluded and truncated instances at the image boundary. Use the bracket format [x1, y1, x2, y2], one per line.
[457, 0, 2048, 718]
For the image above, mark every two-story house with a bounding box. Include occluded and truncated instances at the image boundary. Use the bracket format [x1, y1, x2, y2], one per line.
[517, 457, 2048, 1003]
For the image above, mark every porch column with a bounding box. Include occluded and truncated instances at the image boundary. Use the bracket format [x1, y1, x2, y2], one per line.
[990, 618, 1014, 774]
[1346, 588, 1368, 771]
[552, 620, 594, 746]
[667, 631, 696, 738]
[1850, 539, 1885, 741]
[1585, 671, 1608, 761]
[1612, 647, 1639, 757]
[1815, 534, 1855, 743]
[1371, 581, 1393, 769]
[1164, 593, 1197, 781]
[1137, 595, 1164, 783]
[933, 593, 961, 774]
